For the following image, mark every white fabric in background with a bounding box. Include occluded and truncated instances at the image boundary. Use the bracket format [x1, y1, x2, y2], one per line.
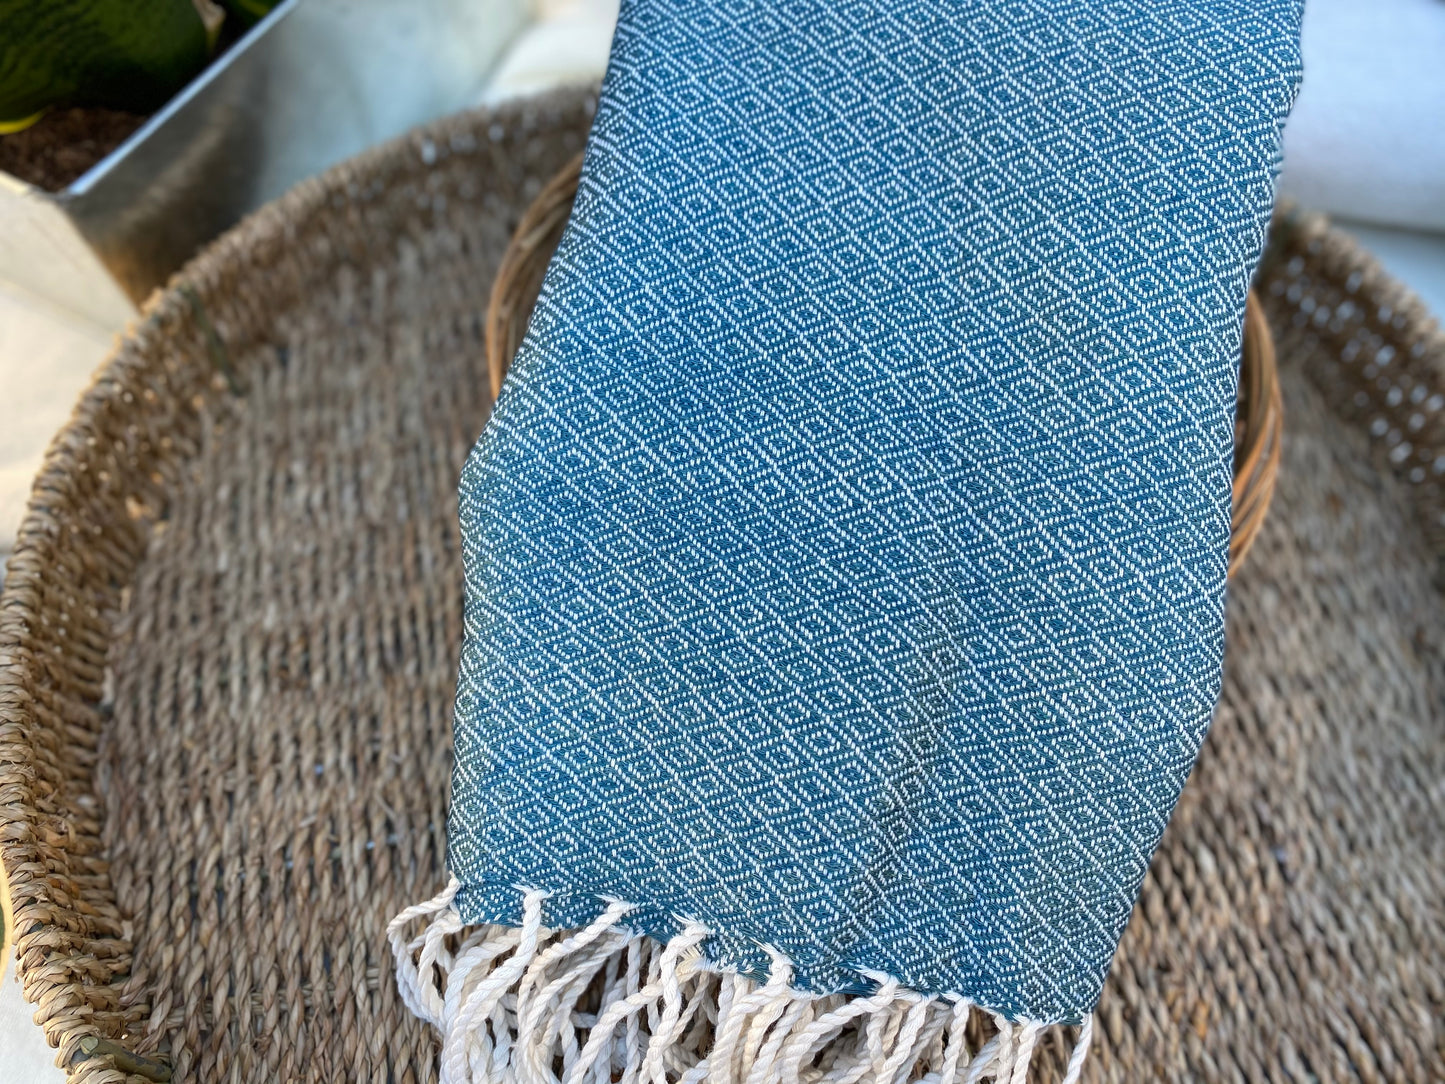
[1279, 0, 1445, 233]
[477, 0, 619, 106]
[1, 949, 65, 1084]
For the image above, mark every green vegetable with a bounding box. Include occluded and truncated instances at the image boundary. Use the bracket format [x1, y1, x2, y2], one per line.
[0, 0, 224, 128]
[219, 0, 282, 30]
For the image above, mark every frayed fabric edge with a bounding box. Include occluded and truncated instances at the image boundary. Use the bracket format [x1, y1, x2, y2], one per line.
[387, 877, 1094, 1084]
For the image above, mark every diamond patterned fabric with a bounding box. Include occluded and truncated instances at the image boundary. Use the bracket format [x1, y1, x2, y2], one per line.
[449, 0, 1301, 1023]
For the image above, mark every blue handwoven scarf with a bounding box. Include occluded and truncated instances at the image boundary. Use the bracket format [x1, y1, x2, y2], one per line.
[391, 2, 1301, 1080]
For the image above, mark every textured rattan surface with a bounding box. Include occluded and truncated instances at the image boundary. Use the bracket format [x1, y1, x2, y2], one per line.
[0, 88, 1441, 1082]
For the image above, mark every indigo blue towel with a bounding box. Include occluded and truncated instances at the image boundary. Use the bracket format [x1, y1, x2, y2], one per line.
[448, 0, 1301, 1027]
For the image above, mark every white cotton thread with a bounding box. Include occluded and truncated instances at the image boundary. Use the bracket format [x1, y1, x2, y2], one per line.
[745, 993, 811, 1084]
[442, 888, 547, 1084]
[712, 951, 793, 1080]
[1061, 1014, 1095, 1084]
[386, 876, 464, 1028]
[934, 997, 975, 1084]
[388, 888, 1095, 1084]
[880, 997, 936, 1084]
[515, 899, 635, 1083]
[639, 923, 711, 1083]
[910, 1002, 953, 1084]
[963, 1030, 1007, 1084]
[1009, 1022, 1042, 1084]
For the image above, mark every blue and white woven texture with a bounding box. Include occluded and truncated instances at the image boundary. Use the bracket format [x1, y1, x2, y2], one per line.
[451, 0, 1301, 1025]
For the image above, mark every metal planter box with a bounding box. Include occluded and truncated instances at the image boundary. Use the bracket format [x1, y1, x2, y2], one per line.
[0, 0, 527, 320]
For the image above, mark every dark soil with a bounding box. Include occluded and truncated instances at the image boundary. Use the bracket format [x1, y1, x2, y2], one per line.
[0, 107, 149, 192]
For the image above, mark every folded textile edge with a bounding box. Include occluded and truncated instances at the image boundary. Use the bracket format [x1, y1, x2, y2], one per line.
[388, 878, 1093, 1084]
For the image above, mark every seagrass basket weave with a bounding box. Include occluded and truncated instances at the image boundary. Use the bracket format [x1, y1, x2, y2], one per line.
[1, 87, 1442, 1083]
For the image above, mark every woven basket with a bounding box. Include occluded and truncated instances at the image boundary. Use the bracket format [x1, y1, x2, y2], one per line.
[2, 87, 1442, 1083]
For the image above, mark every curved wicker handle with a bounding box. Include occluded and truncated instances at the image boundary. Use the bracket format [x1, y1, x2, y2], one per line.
[486, 153, 1281, 577]
[1233, 292, 1282, 573]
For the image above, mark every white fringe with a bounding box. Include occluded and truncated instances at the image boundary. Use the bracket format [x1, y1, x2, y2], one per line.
[387, 878, 1094, 1084]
